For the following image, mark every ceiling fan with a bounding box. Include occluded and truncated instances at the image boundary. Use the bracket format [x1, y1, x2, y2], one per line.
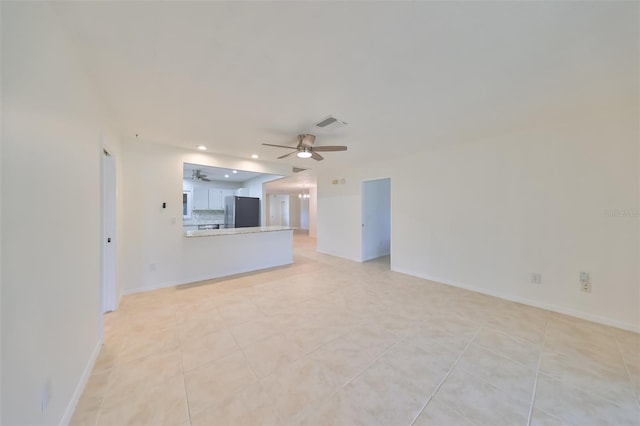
[192, 169, 211, 181]
[262, 134, 347, 161]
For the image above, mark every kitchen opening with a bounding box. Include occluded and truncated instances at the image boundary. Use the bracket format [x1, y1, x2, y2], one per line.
[182, 163, 283, 231]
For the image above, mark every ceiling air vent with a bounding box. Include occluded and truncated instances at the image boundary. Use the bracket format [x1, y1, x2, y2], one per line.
[292, 167, 308, 173]
[315, 116, 347, 128]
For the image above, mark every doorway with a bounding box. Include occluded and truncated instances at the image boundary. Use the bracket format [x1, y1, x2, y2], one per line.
[361, 178, 391, 262]
[102, 149, 117, 313]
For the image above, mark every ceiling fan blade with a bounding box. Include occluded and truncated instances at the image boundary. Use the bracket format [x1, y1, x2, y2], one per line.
[262, 143, 297, 149]
[277, 151, 298, 159]
[311, 145, 348, 152]
[300, 134, 316, 147]
[311, 151, 324, 161]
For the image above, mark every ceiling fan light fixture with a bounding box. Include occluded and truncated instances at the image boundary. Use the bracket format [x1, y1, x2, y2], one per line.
[297, 151, 312, 159]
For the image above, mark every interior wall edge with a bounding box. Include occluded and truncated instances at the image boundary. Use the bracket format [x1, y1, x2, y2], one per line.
[58, 339, 102, 426]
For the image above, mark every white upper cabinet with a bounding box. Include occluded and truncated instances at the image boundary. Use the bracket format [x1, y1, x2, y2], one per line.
[192, 187, 239, 210]
[193, 187, 210, 210]
[208, 188, 223, 210]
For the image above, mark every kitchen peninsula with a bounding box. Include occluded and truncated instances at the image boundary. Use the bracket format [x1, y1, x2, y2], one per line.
[181, 225, 293, 284]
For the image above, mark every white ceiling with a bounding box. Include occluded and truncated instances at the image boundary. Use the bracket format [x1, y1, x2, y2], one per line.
[52, 1, 637, 172]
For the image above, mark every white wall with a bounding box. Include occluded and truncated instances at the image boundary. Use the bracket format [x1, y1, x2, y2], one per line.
[300, 198, 310, 230]
[317, 108, 639, 331]
[288, 196, 301, 228]
[121, 140, 290, 293]
[245, 174, 283, 198]
[317, 174, 370, 261]
[1, 2, 122, 424]
[266, 194, 290, 226]
[244, 174, 284, 225]
[309, 187, 318, 238]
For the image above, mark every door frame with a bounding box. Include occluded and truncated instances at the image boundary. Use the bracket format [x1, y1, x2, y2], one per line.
[102, 148, 117, 318]
[361, 177, 392, 262]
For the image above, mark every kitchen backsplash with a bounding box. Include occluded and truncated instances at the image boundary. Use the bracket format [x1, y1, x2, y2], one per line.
[184, 210, 225, 225]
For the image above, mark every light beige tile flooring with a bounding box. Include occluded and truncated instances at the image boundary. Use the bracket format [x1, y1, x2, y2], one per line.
[71, 232, 640, 425]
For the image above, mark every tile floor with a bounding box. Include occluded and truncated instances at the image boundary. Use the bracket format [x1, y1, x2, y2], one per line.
[71, 232, 640, 425]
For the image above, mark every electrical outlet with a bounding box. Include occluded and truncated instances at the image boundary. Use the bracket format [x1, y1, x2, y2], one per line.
[149, 263, 156, 272]
[579, 272, 591, 293]
[530, 273, 542, 284]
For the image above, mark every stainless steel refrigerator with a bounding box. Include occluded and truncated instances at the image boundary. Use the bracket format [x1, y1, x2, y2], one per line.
[224, 196, 260, 228]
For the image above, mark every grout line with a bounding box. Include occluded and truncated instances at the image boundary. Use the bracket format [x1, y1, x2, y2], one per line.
[176, 310, 194, 426]
[472, 328, 542, 371]
[319, 332, 409, 405]
[526, 312, 550, 426]
[238, 328, 293, 423]
[409, 326, 481, 426]
[93, 312, 130, 426]
[531, 318, 638, 413]
[613, 335, 640, 411]
[230, 331, 260, 381]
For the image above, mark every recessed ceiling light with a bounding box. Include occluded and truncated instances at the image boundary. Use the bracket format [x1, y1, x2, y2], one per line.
[232, 170, 238, 174]
[297, 151, 312, 159]
[251, 154, 259, 159]
[196, 145, 207, 151]
[224, 174, 229, 178]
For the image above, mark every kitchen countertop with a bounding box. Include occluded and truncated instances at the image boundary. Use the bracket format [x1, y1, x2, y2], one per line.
[184, 225, 293, 238]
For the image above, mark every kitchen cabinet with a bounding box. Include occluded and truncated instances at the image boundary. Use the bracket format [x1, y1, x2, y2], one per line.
[193, 188, 210, 210]
[208, 189, 223, 209]
[192, 187, 236, 210]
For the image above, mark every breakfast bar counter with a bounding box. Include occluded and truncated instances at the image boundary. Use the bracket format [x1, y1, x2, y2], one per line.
[179, 226, 294, 284]
[184, 225, 292, 238]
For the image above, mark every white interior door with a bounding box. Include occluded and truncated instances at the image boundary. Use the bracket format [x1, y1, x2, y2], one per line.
[102, 149, 117, 313]
[362, 178, 391, 261]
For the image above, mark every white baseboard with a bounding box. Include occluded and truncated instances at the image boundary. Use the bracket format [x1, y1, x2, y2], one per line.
[175, 262, 294, 289]
[316, 248, 362, 263]
[121, 280, 178, 296]
[392, 267, 640, 334]
[121, 260, 295, 296]
[59, 339, 102, 426]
